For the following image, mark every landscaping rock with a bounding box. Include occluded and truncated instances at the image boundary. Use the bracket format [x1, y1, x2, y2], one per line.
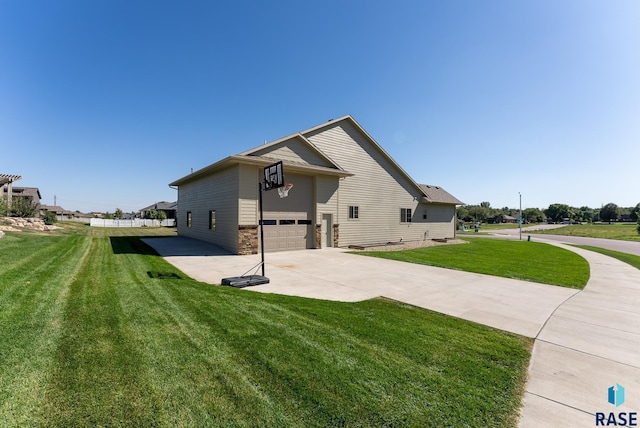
[0, 230, 4, 239]
[0, 217, 53, 232]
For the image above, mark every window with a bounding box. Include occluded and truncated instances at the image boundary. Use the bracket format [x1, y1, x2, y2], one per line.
[187, 211, 192, 227]
[348, 205, 359, 219]
[209, 210, 216, 230]
[297, 219, 312, 225]
[279, 219, 296, 225]
[423, 209, 427, 220]
[261, 219, 277, 225]
[401, 208, 412, 223]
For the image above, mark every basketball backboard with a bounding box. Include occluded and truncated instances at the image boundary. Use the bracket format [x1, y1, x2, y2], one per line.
[263, 161, 284, 190]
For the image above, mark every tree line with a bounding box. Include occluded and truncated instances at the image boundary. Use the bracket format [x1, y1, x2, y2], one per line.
[457, 202, 640, 224]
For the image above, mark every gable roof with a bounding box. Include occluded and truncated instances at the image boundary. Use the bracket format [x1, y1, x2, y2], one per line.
[170, 115, 462, 206]
[140, 201, 177, 212]
[301, 116, 463, 206]
[418, 184, 464, 205]
[239, 133, 345, 170]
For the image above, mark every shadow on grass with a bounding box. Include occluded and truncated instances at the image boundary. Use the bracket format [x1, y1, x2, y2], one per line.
[109, 237, 160, 256]
[146, 271, 182, 280]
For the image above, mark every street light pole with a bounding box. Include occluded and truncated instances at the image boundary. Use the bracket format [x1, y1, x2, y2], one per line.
[519, 192, 522, 241]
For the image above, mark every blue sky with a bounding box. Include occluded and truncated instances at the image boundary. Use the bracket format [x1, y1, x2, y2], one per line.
[1, 1, 638, 213]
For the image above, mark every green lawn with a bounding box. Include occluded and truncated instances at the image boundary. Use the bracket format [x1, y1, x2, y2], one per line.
[572, 245, 640, 271]
[532, 223, 640, 241]
[360, 238, 589, 289]
[0, 223, 532, 427]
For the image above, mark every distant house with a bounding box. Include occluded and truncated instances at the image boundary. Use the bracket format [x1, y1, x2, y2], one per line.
[139, 201, 177, 219]
[2, 185, 41, 206]
[487, 214, 516, 224]
[40, 205, 89, 219]
[40, 205, 66, 216]
[169, 115, 463, 254]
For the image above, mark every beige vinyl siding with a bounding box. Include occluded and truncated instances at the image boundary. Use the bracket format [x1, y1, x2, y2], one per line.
[315, 175, 339, 224]
[424, 203, 457, 238]
[176, 165, 239, 253]
[238, 163, 259, 225]
[306, 121, 451, 246]
[249, 138, 334, 168]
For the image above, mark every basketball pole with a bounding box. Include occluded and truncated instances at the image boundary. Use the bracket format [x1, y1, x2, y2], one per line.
[259, 182, 265, 277]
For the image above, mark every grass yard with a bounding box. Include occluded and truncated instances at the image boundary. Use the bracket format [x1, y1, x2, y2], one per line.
[360, 238, 589, 289]
[532, 223, 640, 241]
[0, 223, 532, 427]
[572, 245, 640, 271]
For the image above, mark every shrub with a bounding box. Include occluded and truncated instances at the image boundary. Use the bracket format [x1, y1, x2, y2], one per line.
[9, 198, 39, 218]
[0, 196, 7, 217]
[42, 211, 57, 225]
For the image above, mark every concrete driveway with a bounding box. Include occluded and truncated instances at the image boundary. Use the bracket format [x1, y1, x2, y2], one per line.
[143, 236, 576, 339]
[143, 235, 640, 427]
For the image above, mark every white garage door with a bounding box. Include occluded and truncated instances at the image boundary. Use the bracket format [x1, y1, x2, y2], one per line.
[261, 174, 313, 252]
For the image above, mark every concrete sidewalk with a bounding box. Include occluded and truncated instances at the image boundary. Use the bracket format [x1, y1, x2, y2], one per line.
[143, 236, 576, 339]
[518, 242, 640, 427]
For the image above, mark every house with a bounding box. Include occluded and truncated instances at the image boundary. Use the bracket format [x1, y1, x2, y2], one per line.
[41, 205, 89, 220]
[139, 201, 177, 219]
[2, 185, 41, 206]
[169, 115, 463, 254]
[487, 214, 518, 224]
[40, 205, 66, 217]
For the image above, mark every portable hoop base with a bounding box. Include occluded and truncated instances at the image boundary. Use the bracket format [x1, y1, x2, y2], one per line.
[221, 275, 270, 288]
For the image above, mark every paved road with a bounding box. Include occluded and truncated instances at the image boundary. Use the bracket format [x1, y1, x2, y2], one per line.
[487, 226, 640, 256]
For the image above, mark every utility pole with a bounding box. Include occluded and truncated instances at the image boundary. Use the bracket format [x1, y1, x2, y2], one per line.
[519, 192, 522, 241]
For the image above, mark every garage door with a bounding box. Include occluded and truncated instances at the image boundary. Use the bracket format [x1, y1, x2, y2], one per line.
[261, 174, 313, 252]
[262, 212, 312, 251]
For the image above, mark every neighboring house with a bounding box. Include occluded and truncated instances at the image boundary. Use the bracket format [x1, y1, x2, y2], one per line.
[487, 214, 517, 224]
[40, 205, 66, 216]
[169, 115, 463, 254]
[2, 185, 41, 206]
[41, 205, 88, 219]
[504, 215, 517, 223]
[139, 201, 177, 219]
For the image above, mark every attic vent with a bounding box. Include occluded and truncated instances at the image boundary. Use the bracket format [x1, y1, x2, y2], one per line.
[435, 186, 440, 189]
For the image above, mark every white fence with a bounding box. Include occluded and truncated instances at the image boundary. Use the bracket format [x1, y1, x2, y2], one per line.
[57, 216, 92, 223]
[90, 218, 176, 228]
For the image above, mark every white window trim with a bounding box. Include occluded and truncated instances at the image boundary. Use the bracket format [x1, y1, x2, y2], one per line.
[348, 205, 359, 220]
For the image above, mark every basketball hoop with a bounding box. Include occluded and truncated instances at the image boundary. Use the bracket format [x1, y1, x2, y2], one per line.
[277, 183, 293, 198]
